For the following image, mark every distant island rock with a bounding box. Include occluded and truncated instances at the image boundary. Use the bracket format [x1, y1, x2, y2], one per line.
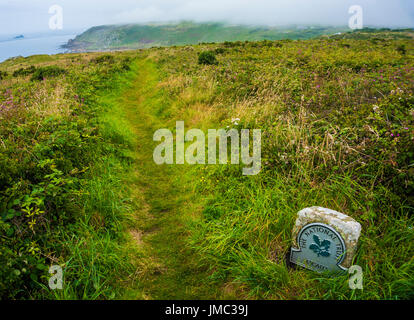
[14, 35, 24, 39]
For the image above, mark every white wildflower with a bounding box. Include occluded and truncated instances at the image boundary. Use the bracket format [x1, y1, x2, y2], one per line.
[231, 118, 240, 125]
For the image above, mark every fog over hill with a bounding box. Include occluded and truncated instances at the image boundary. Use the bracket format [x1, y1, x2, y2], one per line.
[1, 0, 413, 35]
[63, 22, 353, 52]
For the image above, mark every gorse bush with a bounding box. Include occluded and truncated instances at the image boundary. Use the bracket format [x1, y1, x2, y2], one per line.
[198, 51, 218, 65]
[30, 66, 66, 81]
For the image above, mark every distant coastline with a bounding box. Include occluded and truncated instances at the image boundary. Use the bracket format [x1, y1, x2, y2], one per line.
[62, 22, 414, 53]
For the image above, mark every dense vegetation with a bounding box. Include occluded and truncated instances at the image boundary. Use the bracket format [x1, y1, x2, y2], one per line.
[150, 36, 414, 299]
[0, 30, 413, 299]
[0, 53, 138, 298]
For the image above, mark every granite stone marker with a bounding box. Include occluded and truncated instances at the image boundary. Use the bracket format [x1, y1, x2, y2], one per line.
[290, 207, 361, 273]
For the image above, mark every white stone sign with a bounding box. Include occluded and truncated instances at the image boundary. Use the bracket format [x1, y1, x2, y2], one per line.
[290, 207, 361, 273]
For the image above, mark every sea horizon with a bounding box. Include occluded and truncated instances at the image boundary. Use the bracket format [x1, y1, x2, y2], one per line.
[0, 32, 79, 63]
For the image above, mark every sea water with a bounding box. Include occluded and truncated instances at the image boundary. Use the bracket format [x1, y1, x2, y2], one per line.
[0, 34, 76, 63]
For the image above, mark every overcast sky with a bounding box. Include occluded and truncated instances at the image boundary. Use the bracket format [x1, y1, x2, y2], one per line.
[0, 0, 413, 35]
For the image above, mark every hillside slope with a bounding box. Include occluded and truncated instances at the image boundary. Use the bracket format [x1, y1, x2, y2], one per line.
[64, 22, 348, 52]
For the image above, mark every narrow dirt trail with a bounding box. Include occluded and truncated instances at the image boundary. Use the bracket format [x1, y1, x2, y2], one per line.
[117, 60, 230, 299]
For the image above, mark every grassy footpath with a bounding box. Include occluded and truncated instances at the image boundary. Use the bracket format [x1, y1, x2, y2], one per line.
[112, 59, 234, 299]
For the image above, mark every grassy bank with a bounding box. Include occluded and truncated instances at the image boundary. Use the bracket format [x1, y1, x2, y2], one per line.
[0, 52, 139, 299]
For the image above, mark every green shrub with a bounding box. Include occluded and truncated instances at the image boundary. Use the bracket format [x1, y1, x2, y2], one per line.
[397, 44, 407, 55]
[223, 41, 243, 48]
[13, 66, 36, 77]
[198, 51, 218, 65]
[214, 48, 226, 55]
[120, 57, 132, 71]
[0, 70, 8, 80]
[261, 40, 273, 47]
[93, 54, 115, 64]
[30, 66, 66, 81]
